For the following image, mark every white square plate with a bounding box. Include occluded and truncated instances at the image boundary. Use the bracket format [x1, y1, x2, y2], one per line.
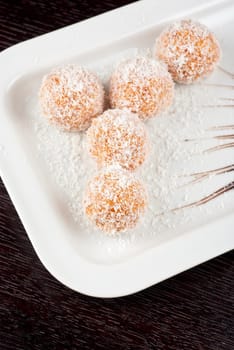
[0, 0, 233, 297]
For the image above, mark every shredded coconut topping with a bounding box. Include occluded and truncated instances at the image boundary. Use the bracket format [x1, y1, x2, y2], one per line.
[39, 64, 104, 131]
[155, 19, 221, 84]
[86, 109, 149, 170]
[109, 56, 174, 120]
[32, 36, 231, 257]
[83, 165, 147, 233]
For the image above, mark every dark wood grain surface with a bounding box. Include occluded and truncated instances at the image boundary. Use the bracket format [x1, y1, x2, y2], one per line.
[0, 1, 233, 349]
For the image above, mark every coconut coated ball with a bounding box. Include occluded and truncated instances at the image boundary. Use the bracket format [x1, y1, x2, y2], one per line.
[86, 109, 149, 171]
[84, 166, 147, 233]
[39, 65, 104, 131]
[154, 19, 221, 84]
[109, 57, 174, 120]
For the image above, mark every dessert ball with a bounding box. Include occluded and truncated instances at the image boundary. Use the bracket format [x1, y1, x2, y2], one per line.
[109, 57, 174, 120]
[39, 65, 104, 131]
[86, 109, 149, 171]
[154, 19, 221, 84]
[84, 166, 147, 233]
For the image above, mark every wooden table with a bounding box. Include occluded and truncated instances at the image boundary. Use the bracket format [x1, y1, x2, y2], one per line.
[0, 1, 233, 349]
